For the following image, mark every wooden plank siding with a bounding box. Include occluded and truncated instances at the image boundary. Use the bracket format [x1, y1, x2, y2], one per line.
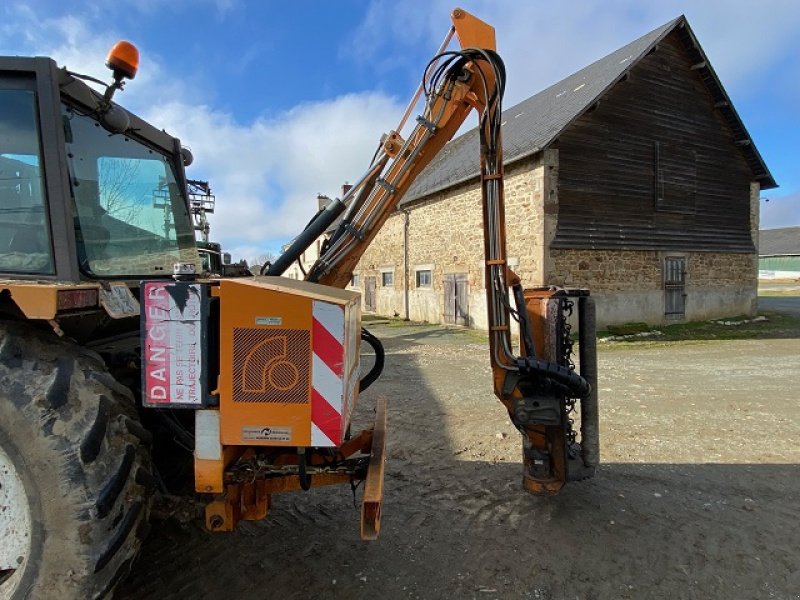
[553, 31, 755, 252]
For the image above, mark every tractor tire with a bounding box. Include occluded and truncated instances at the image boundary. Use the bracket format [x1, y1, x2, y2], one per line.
[0, 321, 153, 600]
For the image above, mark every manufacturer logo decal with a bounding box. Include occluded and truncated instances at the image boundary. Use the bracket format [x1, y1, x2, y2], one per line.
[242, 426, 292, 441]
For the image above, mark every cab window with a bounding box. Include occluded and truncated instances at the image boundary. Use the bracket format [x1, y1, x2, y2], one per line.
[0, 89, 54, 274]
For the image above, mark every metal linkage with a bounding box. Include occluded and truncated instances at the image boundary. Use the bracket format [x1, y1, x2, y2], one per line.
[206, 398, 387, 540]
[228, 456, 369, 483]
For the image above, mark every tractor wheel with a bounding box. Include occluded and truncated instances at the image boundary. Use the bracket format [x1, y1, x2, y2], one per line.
[0, 321, 153, 600]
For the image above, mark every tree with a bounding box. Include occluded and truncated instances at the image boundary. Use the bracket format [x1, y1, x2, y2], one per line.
[98, 157, 144, 224]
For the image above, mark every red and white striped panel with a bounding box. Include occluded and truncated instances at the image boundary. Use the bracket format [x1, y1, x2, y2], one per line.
[311, 301, 345, 446]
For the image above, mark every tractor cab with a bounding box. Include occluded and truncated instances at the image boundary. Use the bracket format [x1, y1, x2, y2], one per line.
[0, 48, 199, 288]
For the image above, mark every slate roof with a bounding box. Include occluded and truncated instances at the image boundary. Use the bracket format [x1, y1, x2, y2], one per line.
[403, 16, 776, 204]
[759, 227, 800, 256]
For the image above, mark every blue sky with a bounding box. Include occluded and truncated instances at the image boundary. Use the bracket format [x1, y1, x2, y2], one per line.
[2, 0, 798, 262]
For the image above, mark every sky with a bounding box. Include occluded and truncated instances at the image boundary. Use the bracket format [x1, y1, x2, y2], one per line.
[2, 0, 798, 263]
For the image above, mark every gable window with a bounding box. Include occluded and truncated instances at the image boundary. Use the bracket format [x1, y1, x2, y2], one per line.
[654, 141, 696, 214]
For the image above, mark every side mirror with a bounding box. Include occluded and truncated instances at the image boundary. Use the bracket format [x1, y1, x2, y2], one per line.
[181, 147, 194, 167]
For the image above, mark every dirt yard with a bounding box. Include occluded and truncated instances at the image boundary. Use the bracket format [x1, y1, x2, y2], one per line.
[118, 320, 800, 600]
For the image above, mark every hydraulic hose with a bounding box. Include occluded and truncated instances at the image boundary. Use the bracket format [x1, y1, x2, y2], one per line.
[359, 328, 385, 392]
[515, 356, 591, 398]
[297, 449, 311, 491]
[267, 198, 345, 277]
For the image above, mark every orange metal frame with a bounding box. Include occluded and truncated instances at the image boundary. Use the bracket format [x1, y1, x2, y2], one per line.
[204, 397, 388, 539]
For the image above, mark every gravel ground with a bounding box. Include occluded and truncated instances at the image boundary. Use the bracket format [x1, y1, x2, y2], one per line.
[118, 321, 800, 600]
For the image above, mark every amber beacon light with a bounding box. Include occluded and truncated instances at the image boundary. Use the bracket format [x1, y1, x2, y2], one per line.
[105, 40, 139, 80]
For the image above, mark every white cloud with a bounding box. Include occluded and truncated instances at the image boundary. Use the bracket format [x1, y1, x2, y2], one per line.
[144, 93, 402, 260]
[346, 0, 800, 106]
[1, 4, 404, 262]
[0, 5, 180, 106]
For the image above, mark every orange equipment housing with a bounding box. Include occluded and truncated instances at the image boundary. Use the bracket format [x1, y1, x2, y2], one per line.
[216, 277, 361, 448]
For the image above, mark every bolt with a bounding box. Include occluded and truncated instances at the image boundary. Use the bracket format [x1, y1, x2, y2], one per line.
[209, 515, 224, 530]
[452, 8, 464, 19]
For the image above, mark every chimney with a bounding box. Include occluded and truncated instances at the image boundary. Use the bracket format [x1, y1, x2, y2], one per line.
[317, 193, 331, 211]
[341, 182, 353, 198]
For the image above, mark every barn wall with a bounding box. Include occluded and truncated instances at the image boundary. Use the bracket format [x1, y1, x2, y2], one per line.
[554, 31, 756, 253]
[353, 158, 543, 328]
[352, 29, 764, 329]
[549, 249, 757, 325]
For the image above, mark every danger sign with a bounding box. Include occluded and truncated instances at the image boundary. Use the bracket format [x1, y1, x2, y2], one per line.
[141, 281, 208, 407]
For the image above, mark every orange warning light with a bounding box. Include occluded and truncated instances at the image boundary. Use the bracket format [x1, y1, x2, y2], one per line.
[105, 40, 139, 80]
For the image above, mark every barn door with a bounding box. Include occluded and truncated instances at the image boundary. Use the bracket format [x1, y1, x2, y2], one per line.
[444, 273, 469, 325]
[364, 276, 376, 312]
[454, 273, 469, 326]
[664, 257, 686, 319]
[443, 275, 455, 324]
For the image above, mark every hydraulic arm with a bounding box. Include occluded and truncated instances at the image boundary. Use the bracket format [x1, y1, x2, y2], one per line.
[268, 9, 497, 287]
[270, 8, 600, 491]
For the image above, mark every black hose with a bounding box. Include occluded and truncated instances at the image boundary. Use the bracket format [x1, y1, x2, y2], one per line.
[297, 449, 311, 491]
[516, 356, 591, 398]
[359, 328, 385, 392]
[512, 283, 537, 358]
[154, 410, 194, 449]
[267, 198, 345, 277]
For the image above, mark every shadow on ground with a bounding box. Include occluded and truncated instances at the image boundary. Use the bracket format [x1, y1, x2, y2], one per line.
[118, 460, 799, 600]
[118, 324, 799, 600]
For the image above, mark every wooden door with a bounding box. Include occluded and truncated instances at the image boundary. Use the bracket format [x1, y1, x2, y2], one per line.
[364, 276, 376, 312]
[664, 257, 686, 319]
[444, 273, 469, 325]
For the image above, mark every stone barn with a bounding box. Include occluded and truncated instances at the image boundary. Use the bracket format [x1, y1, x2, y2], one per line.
[350, 15, 776, 328]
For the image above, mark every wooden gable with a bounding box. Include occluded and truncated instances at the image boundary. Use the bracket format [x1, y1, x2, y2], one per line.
[553, 30, 756, 252]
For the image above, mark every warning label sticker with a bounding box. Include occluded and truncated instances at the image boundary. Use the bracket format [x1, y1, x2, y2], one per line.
[242, 426, 292, 441]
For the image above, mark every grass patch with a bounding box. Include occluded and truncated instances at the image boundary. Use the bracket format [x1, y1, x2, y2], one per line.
[362, 314, 392, 323]
[605, 322, 651, 336]
[598, 311, 800, 347]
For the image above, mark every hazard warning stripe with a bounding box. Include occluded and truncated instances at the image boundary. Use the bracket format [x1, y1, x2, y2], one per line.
[313, 300, 344, 339]
[312, 318, 344, 378]
[311, 301, 345, 447]
[311, 354, 342, 412]
[311, 423, 335, 447]
[311, 387, 341, 446]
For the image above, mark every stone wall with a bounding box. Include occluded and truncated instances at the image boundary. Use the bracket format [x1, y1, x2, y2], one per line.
[354, 157, 541, 328]
[354, 146, 758, 329]
[549, 249, 758, 325]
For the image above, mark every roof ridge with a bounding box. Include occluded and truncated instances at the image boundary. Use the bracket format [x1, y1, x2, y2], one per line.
[403, 13, 774, 204]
